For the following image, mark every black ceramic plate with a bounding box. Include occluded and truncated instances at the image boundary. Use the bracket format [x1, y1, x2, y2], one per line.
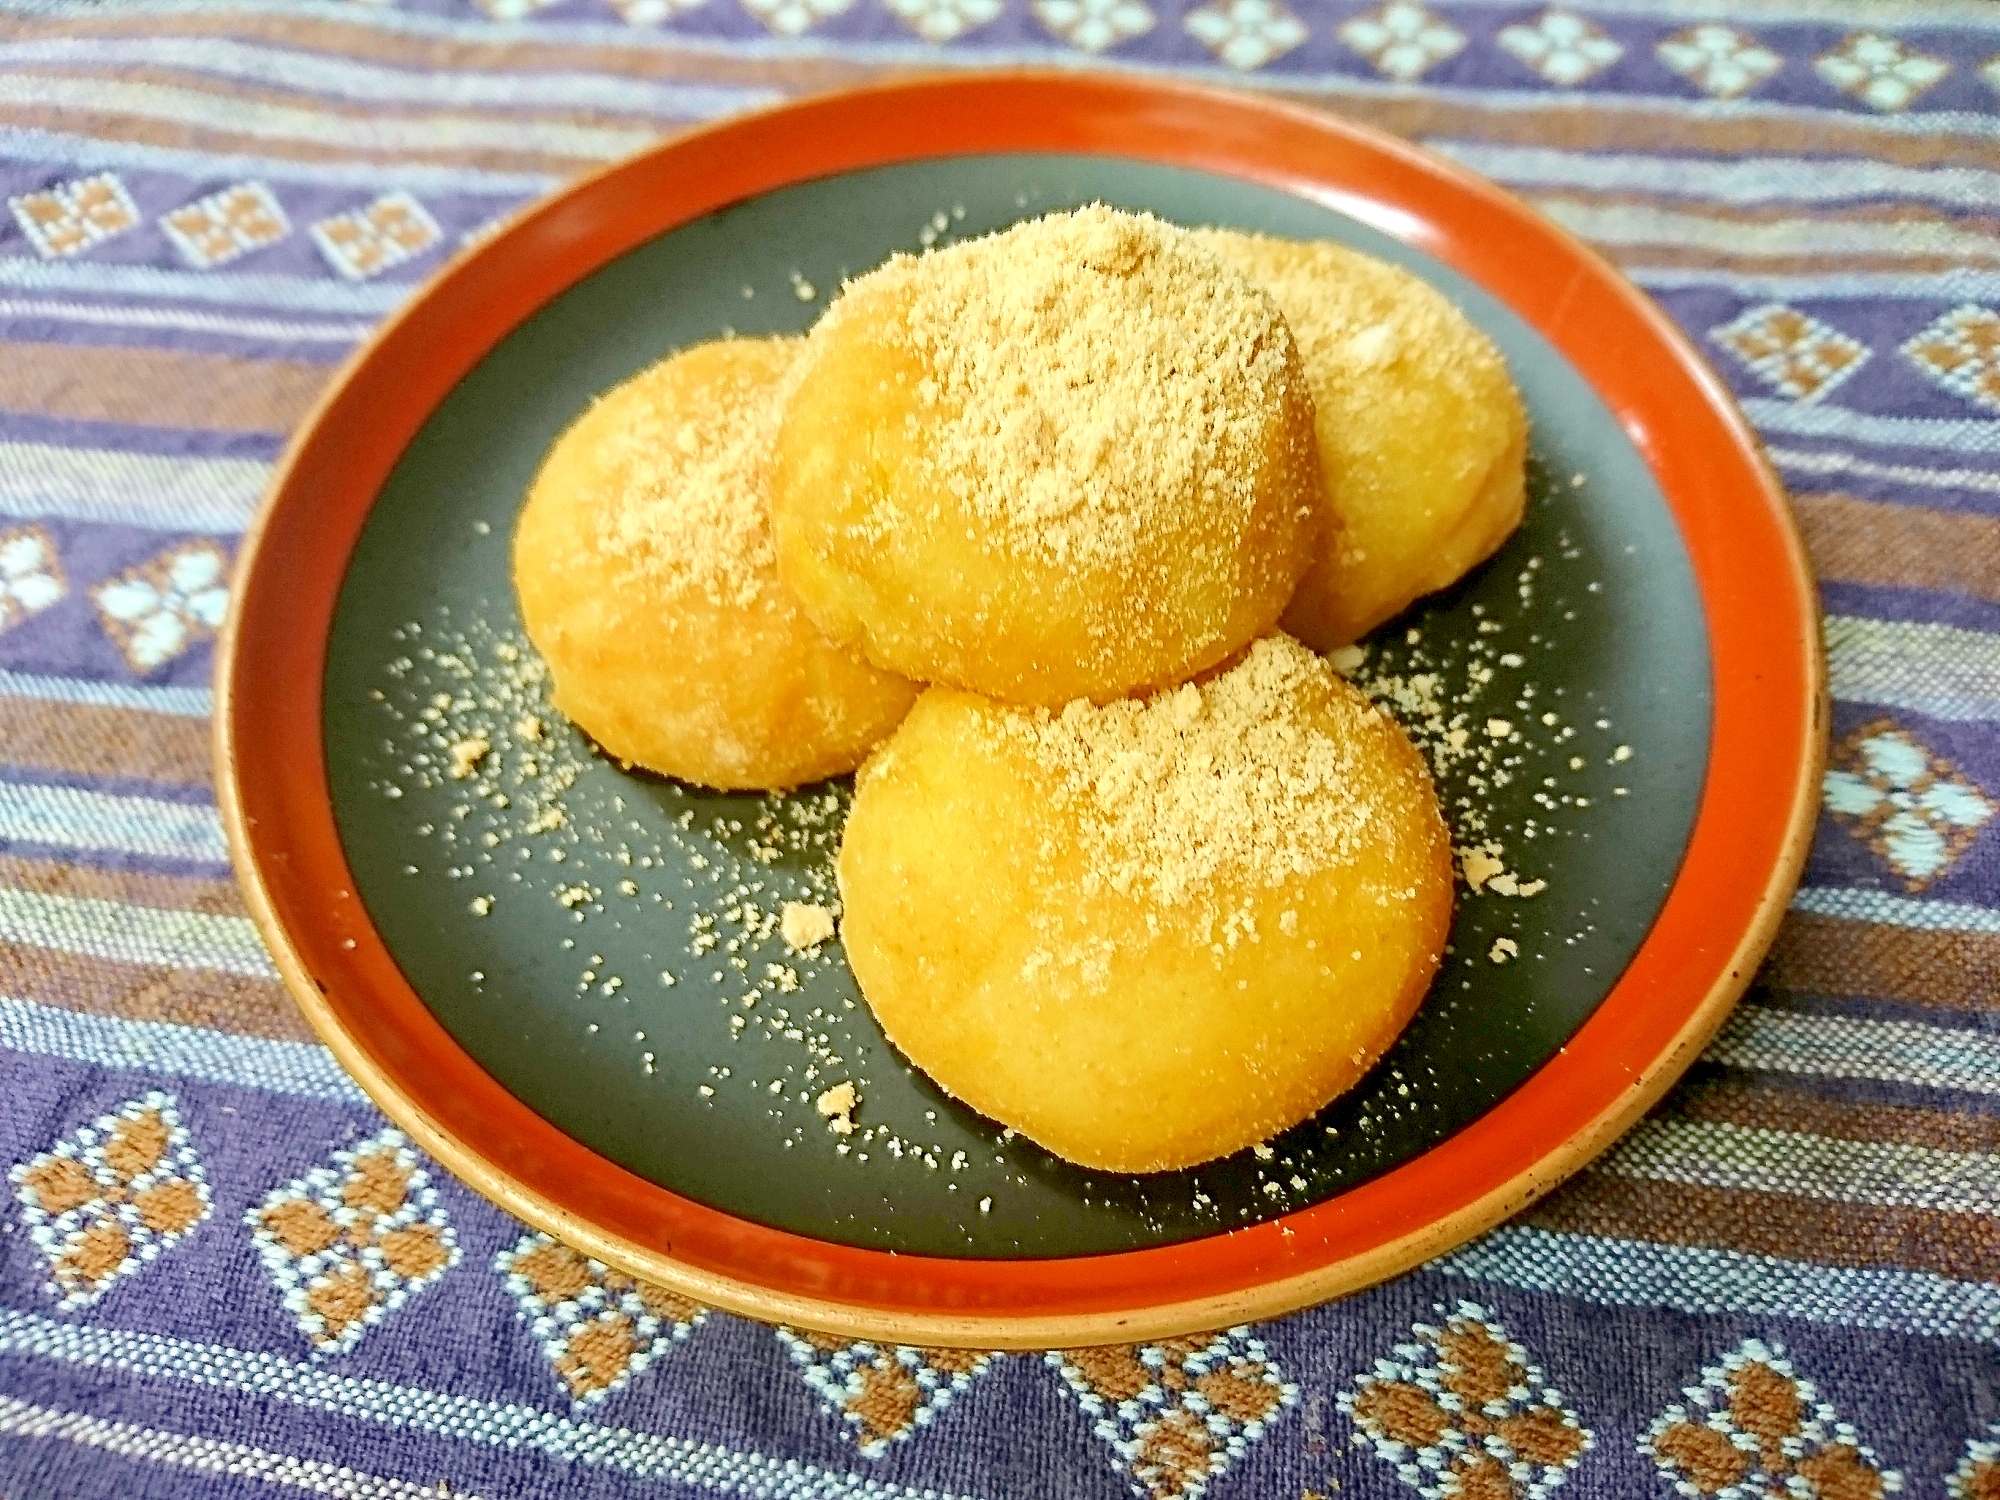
[322, 152, 1709, 1259]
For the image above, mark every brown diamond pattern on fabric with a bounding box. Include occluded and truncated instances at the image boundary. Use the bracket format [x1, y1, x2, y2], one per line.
[247, 1128, 459, 1358]
[7, 171, 140, 258]
[1641, 1338, 1900, 1498]
[1710, 304, 1870, 403]
[1903, 305, 2000, 415]
[309, 191, 442, 281]
[780, 1329, 1001, 1459]
[1950, 1424, 2000, 1500]
[1050, 1326, 1296, 1498]
[1823, 718, 1994, 892]
[496, 1232, 706, 1406]
[8, 1092, 212, 1311]
[1341, 1301, 1591, 1499]
[159, 181, 290, 269]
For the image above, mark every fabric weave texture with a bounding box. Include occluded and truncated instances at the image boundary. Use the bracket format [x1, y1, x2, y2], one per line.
[1, 0, 1998, 1495]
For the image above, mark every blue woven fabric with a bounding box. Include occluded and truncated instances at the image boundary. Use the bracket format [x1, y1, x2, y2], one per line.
[2, 1, 1999, 1495]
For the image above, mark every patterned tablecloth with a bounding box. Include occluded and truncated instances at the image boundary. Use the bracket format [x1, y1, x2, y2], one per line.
[1, 0, 1998, 1495]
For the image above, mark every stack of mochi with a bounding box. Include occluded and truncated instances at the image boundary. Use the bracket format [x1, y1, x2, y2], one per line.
[512, 205, 1529, 1173]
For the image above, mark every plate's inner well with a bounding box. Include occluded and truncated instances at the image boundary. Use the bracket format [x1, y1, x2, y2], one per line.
[324, 155, 1712, 1258]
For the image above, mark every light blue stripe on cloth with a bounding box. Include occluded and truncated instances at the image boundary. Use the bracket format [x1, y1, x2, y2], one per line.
[1437, 1226, 2000, 1344]
[1600, 1116, 2000, 1216]
[0, 37, 782, 118]
[0, 781, 229, 865]
[0, 1395, 502, 1500]
[1539, 199, 2000, 264]
[11, 0, 1998, 31]
[1792, 887, 2000, 936]
[13, 0, 2000, 134]
[1628, 266, 2000, 301]
[1707, 1004, 2000, 1096]
[1742, 401, 2000, 456]
[0, 299, 371, 347]
[0, 995, 366, 1103]
[0, 440, 269, 533]
[0, 669, 210, 718]
[1767, 446, 2000, 499]
[0, 123, 560, 195]
[1434, 141, 2000, 211]
[0, 74, 665, 162]
[0, 256, 413, 315]
[1825, 614, 2000, 721]
[0, 1308, 988, 1499]
[0, 888, 277, 978]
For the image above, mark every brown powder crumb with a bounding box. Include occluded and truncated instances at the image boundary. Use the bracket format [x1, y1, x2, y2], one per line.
[816, 1081, 858, 1136]
[988, 637, 1395, 927]
[812, 205, 1303, 571]
[447, 736, 489, 779]
[1489, 937, 1519, 963]
[1459, 845, 1545, 899]
[781, 901, 836, 952]
[594, 337, 801, 611]
[1460, 849, 1505, 893]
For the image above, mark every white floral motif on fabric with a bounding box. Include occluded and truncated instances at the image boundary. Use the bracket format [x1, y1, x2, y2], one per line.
[92, 540, 230, 674]
[1033, 0, 1155, 53]
[1338, 2, 1466, 82]
[1824, 719, 1993, 890]
[0, 526, 66, 632]
[1656, 24, 1782, 99]
[1817, 32, 1949, 112]
[1498, 9, 1623, 86]
[1184, 0, 1308, 71]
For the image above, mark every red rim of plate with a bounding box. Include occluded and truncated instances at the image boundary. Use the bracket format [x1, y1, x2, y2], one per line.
[217, 71, 1824, 1348]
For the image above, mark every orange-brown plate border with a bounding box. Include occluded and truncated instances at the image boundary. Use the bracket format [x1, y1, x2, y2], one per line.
[216, 72, 1825, 1350]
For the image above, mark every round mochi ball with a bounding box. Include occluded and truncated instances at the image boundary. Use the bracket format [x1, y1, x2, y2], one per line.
[772, 206, 1325, 708]
[512, 336, 918, 791]
[836, 634, 1454, 1173]
[1194, 229, 1528, 650]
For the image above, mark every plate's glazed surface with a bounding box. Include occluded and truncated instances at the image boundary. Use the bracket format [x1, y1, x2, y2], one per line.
[219, 75, 1822, 1345]
[324, 154, 1707, 1257]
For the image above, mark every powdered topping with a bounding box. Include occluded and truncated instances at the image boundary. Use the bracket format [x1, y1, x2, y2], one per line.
[989, 635, 1394, 920]
[816, 206, 1301, 570]
[815, 1081, 858, 1135]
[781, 900, 836, 952]
[592, 337, 801, 611]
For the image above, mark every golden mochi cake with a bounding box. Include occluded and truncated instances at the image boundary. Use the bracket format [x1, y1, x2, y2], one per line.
[837, 635, 1453, 1172]
[1196, 229, 1527, 649]
[513, 337, 917, 790]
[773, 206, 1324, 707]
